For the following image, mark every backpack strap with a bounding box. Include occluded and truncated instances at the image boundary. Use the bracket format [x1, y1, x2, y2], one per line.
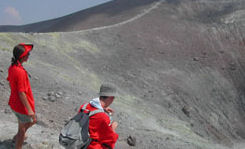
[81, 103, 90, 112]
[82, 103, 89, 110]
[82, 102, 104, 116]
[89, 109, 104, 117]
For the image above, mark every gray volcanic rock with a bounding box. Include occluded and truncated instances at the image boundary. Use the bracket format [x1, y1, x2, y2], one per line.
[0, 0, 245, 149]
[127, 135, 136, 146]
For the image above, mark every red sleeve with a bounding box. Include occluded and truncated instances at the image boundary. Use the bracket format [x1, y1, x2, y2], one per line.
[97, 115, 119, 149]
[7, 67, 11, 81]
[15, 69, 27, 92]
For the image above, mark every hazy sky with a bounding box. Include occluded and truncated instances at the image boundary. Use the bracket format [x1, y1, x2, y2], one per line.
[0, 0, 112, 25]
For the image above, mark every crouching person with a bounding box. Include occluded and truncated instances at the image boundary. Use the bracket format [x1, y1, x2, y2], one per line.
[80, 84, 119, 149]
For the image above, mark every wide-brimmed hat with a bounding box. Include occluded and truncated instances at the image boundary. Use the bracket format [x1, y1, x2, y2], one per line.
[19, 43, 33, 59]
[99, 84, 117, 97]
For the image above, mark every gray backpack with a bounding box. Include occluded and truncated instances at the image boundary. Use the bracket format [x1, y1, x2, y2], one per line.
[59, 103, 104, 149]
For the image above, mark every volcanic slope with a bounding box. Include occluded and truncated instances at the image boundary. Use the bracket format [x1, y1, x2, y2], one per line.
[0, 0, 157, 33]
[0, 0, 245, 149]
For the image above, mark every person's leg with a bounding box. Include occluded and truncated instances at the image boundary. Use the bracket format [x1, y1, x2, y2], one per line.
[12, 111, 36, 149]
[15, 121, 26, 149]
[23, 121, 35, 139]
[13, 120, 21, 142]
[15, 121, 35, 149]
[13, 121, 28, 142]
[25, 120, 35, 130]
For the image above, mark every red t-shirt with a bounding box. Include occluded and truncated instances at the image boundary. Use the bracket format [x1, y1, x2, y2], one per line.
[79, 103, 118, 149]
[7, 62, 35, 115]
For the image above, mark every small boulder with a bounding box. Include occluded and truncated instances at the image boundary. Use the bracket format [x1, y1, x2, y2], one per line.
[78, 91, 83, 95]
[182, 106, 191, 117]
[55, 93, 61, 98]
[48, 96, 57, 102]
[229, 62, 236, 71]
[158, 51, 165, 55]
[127, 135, 136, 146]
[0, 81, 4, 86]
[193, 57, 199, 61]
[219, 50, 224, 54]
[190, 123, 194, 127]
[42, 96, 48, 101]
[57, 91, 63, 96]
[34, 76, 39, 80]
[4, 108, 12, 114]
[47, 92, 55, 97]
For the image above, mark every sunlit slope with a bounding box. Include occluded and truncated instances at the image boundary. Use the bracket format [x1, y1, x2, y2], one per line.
[0, 0, 245, 148]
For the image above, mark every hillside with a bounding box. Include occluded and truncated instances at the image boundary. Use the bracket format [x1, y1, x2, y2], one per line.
[0, 0, 157, 33]
[0, 0, 245, 148]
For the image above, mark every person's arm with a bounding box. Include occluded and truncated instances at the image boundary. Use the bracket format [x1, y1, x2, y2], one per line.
[111, 121, 118, 132]
[18, 92, 36, 122]
[97, 115, 119, 149]
[15, 69, 35, 118]
[104, 107, 114, 114]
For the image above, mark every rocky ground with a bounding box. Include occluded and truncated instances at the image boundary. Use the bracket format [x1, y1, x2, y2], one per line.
[1, 0, 245, 149]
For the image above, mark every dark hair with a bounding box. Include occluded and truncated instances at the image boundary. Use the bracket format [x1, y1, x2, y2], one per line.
[100, 96, 109, 100]
[11, 45, 25, 66]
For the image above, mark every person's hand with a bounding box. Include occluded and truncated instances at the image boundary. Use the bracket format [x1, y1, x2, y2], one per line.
[28, 108, 34, 115]
[111, 121, 118, 132]
[104, 107, 114, 115]
[28, 109, 37, 123]
[31, 114, 37, 123]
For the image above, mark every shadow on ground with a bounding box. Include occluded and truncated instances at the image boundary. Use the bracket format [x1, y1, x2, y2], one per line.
[0, 139, 14, 149]
[0, 139, 28, 149]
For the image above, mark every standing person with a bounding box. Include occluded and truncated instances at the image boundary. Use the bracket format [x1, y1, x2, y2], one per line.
[7, 43, 36, 149]
[79, 84, 119, 149]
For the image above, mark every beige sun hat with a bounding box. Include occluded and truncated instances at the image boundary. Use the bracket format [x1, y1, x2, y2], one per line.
[99, 83, 117, 97]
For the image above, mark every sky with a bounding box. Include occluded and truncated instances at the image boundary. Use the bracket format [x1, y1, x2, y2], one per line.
[0, 0, 112, 25]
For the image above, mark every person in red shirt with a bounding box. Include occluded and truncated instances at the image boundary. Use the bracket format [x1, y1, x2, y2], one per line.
[79, 84, 119, 149]
[7, 43, 36, 149]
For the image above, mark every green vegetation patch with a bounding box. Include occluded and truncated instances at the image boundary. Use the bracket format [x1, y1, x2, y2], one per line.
[75, 40, 100, 54]
[0, 33, 16, 51]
